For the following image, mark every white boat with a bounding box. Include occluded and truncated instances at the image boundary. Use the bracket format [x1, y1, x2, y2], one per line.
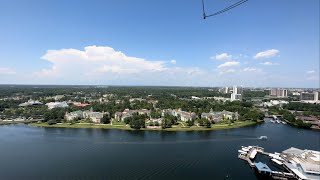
[282, 121, 287, 124]
[270, 120, 275, 123]
[259, 136, 268, 140]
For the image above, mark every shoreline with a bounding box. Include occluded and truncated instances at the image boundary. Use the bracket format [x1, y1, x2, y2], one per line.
[27, 121, 262, 131]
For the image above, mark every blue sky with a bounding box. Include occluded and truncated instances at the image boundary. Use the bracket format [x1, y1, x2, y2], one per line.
[0, 0, 319, 87]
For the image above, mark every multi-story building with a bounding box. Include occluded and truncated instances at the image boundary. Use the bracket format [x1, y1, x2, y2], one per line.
[300, 91, 319, 101]
[265, 88, 288, 97]
[161, 109, 197, 122]
[115, 109, 151, 122]
[231, 86, 243, 101]
[65, 108, 107, 123]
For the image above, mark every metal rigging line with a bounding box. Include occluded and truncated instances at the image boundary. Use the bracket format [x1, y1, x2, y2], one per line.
[202, 0, 249, 19]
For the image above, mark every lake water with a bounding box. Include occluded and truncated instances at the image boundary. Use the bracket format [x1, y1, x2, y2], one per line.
[0, 119, 319, 180]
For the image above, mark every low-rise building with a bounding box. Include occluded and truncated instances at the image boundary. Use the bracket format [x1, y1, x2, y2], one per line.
[282, 147, 320, 180]
[19, 99, 43, 107]
[115, 109, 151, 122]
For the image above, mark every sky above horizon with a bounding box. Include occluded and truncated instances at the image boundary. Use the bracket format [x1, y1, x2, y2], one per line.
[0, 0, 319, 88]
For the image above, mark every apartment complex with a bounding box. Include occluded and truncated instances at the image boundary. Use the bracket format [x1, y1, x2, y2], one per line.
[265, 88, 288, 97]
[300, 91, 319, 101]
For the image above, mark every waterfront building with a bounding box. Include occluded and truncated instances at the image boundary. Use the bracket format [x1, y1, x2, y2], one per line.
[161, 109, 197, 122]
[201, 109, 239, 123]
[115, 109, 151, 122]
[282, 147, 320, 180]
[65, 108, 107, 123]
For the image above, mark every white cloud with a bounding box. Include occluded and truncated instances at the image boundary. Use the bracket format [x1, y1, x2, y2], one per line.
[212, 53, 232, 60]
[254, 49, 280, 59]
[0, 67, 16, 75]
[35, 45, 167, 78]
[306, 70, 315, 74]
[217, 61, 240, 68]
[32, 45, 212, 86]
[170, 60, 176, 64]
[261, 61, 279, 66]
[242, 67, 261, 72]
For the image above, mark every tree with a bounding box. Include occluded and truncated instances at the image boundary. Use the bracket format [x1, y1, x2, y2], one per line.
[186, 119, 194, 127]
[161, 118, 172, 129]
[101, 114, 111, 124]
[204, 118, 211, 128]
[129, 114, 146, 130]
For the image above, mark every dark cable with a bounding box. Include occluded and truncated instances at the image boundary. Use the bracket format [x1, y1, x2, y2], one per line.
[203, 0, 249, 19]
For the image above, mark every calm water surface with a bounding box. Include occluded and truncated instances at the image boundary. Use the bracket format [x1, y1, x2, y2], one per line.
[0, 119, 319, 180]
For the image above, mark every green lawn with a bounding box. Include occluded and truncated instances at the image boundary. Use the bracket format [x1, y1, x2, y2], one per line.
[29, 120, 261, 131]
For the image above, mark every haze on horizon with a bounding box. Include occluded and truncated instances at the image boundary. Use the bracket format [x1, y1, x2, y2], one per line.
[0, 0, 319, 88]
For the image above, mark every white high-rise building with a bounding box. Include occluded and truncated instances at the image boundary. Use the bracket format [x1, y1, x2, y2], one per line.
[231, 86, 243, 101]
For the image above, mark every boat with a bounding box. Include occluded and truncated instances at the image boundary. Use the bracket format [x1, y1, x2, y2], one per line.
[259, 136, 268, 140]
[270, 120, 275, 123]
[282, 121, 287, 124]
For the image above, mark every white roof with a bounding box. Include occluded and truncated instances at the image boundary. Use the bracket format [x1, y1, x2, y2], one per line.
[291, 168, 308, 180]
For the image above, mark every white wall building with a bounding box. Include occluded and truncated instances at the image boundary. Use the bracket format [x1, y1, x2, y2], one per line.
[46, 101, 68, 109]
[231, 86, 243, 101]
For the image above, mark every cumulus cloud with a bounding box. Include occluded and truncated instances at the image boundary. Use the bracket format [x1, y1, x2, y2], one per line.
[212, 53, 232, 60]
[32, 45, 213, 86]
[0, 67, 16, 75]
[242, 67, 261, 72]
[35, 46, 167, 78]
[254, 49, 280, 59]
[260, 61, 279, 66]
[217, 61, 240, 68]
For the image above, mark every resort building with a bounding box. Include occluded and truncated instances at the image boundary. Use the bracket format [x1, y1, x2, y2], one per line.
[201, 109, 239, 123]
[115, 109, 151, 122]
[161, 109, 197, 121]
[64, 108, 108, 123]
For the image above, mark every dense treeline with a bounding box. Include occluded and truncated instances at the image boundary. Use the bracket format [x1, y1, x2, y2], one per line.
[283, 102, 320, 113]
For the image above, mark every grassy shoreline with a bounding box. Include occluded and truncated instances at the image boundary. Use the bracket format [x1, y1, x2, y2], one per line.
[28, 121, 261, 131]
[0, 120, 35, 125]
